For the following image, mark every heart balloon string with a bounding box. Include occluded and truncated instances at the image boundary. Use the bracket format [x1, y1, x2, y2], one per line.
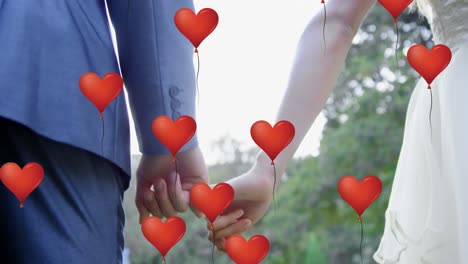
[79, 72, 123, 155]
[225, 235, 270, 263]
[141, 216, 186, 264]
[195, 50, 200, 106]
[151, 115, 197, 204]
[100, 114, 105, 155]
[0, 162, 45, 208]
[174, 7, 219, 106]
[359, 218, 364, 264]
[173, 157, 179, 202]
[429, 89, 433, 139]
[190, 183, 234, 264]
[210, 222, 216, 264]
[406, 44, 452, 140]
[337, 175, 382, 264]
[272, 161, 277, 210]
[250, 120, 295, 212]
[394, 20, 400, 77]
[322, 0, 327, 55]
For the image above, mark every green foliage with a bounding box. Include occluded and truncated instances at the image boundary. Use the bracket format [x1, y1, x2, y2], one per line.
[122, 5, 433, 264]
[305, 233, 327, 264]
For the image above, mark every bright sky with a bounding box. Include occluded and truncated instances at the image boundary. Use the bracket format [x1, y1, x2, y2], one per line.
[116, 0, 328, 165]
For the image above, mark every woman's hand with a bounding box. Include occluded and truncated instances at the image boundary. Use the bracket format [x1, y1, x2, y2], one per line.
[207, 157, 276, 251]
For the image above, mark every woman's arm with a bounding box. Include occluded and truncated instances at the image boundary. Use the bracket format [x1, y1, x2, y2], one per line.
[209, 0, 377, 249]
[257, 0, 377, 177]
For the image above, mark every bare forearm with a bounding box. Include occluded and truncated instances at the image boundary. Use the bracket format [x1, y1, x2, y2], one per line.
[256, 5, 371, 175]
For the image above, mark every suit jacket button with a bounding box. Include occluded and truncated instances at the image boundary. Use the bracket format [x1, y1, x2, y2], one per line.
[170, 99, 181, 111]
[169, 86, 181, 97]
[172, 111, 181, 120]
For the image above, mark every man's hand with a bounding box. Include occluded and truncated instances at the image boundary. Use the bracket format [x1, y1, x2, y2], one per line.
[135, 146, 208, 223]
[207, 159, 275, 250]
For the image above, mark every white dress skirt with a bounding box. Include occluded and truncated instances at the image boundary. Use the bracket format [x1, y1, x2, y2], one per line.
[373, 37, 468, 263]
[373, 1, 468, 261]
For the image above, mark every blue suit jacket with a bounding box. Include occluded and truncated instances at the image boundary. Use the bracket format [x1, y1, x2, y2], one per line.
[0, 0, 198, 182]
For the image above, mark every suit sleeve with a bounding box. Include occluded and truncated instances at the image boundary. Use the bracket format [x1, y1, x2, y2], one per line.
[106, 0, 198, 155]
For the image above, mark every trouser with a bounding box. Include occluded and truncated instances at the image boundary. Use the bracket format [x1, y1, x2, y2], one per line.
[0, 117, 127, 264]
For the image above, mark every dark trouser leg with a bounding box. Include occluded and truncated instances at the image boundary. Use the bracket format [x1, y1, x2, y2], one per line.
[0, 117, 127, 264]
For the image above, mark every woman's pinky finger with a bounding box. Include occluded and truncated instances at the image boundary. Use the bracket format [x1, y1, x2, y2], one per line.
[211, 209, 244, 231]
[209, 218, 252, 241]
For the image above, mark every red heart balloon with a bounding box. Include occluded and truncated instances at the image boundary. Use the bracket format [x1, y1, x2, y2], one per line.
[174, 8, 219, 52]
[79, 72, 123, 117]
[225, 235, 270, 264]
[151, 115, 196, 158]
[378, 0, 413, 23]
[0, 162, 44, 208]
[407, 44, 452, 89]
[250, 120, 295, 164]
[190, 183, 234, 223]
[337, 175, 382, 220]
[141, 216, 186, 260]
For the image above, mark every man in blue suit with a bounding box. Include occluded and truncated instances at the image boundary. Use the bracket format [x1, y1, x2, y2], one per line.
[0, 0, 208, 263]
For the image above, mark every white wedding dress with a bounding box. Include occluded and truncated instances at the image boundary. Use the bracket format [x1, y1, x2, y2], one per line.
[373, 0, 468, 263]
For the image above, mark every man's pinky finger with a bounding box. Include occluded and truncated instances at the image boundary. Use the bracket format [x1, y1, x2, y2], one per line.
[136, 203, 150, 224]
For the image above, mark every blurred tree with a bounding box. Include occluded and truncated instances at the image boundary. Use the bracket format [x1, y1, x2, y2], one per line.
[249, 4, 433, 264]
[122, 4, 433, 264]
[305, 232, 327, 264]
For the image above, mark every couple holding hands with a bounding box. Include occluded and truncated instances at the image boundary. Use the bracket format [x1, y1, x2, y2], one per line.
[2, 0, 466, 263]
